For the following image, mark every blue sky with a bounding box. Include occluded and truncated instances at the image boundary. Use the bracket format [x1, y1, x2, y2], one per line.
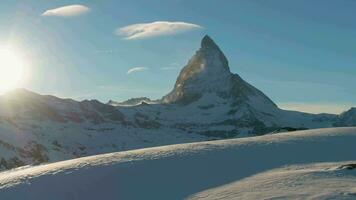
[0, 0, 355, 113]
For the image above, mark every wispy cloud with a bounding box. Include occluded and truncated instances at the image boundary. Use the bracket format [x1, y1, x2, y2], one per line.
[42, 5, 90, 17]
[127, 67, 149, 74]
[161, 67, 178, 70]
[94, 50, 114, 54]
[161, 62, 181, 70]
[116, 21, 203, 40]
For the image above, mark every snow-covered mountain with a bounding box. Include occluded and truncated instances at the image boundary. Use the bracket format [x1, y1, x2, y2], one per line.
[108, 97, 158, 106]
[0, 127, 355, 199]
[0, 35, 354, 170]
[163, 35, 277, 109]
[335, 107, 356, 126]
[157, 35, 338, 133]
[0, 89, 207, 170]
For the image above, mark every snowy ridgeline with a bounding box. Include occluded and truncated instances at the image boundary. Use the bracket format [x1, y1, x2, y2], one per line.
[0, 127, 355, 199]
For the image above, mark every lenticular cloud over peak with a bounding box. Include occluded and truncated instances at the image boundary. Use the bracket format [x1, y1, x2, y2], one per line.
[127, 67, 149, 74]
[42, 5, 90, 17]
[116, 21, 203, 40]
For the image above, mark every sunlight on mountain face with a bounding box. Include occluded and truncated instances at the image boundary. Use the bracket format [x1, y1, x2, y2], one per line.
[0, 47, 27, 93]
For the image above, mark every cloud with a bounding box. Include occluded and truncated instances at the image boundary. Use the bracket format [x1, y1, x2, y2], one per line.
[42, 5, 90, 17]
[161, 67, 178, 70]
[127, 67, 149, 74]
[94, 50, 114, 54]
[116, 21, 203, 40]
[161, 62, 181, 70]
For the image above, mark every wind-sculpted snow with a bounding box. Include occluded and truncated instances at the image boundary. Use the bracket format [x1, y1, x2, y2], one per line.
[189, 162, 356, 199]
[0, 127, 355, 199]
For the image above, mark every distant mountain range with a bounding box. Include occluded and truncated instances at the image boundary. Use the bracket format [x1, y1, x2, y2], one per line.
[0, 35, 354, 170]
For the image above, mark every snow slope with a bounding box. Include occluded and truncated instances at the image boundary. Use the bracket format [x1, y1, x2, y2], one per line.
[0, 127, 355, 199]
[189, 162, 356, 200]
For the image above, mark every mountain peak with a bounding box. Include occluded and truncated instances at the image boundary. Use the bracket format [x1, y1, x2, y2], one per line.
[200, 35, 230, 72]
[201, 35, 218, 49]
[162, 36, 232, 104]
[162, 35, 277, 110]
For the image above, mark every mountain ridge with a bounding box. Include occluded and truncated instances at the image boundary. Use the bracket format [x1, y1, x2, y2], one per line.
[0, 35, 354, 170]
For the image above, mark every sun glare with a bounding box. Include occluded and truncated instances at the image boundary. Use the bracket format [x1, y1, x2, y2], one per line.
[0, 47, 26, 93]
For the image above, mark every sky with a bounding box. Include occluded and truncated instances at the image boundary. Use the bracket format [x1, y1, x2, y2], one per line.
[0, 0, 355, 114]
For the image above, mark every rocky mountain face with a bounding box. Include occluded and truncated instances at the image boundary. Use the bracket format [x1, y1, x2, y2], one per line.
[334, 108, 356, 126]
[0, 35, 354, 170]
[163, 36, 277, 108]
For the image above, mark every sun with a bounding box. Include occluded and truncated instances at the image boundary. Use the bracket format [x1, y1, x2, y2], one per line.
[0, 47, 26, 93]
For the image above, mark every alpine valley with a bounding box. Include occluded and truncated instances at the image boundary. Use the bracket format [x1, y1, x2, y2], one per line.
[0, 35, 354, 170]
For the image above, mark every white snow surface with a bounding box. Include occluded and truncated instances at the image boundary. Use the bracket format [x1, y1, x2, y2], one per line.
[189, 162, 356, 200]
[0, 127, 355, 199]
